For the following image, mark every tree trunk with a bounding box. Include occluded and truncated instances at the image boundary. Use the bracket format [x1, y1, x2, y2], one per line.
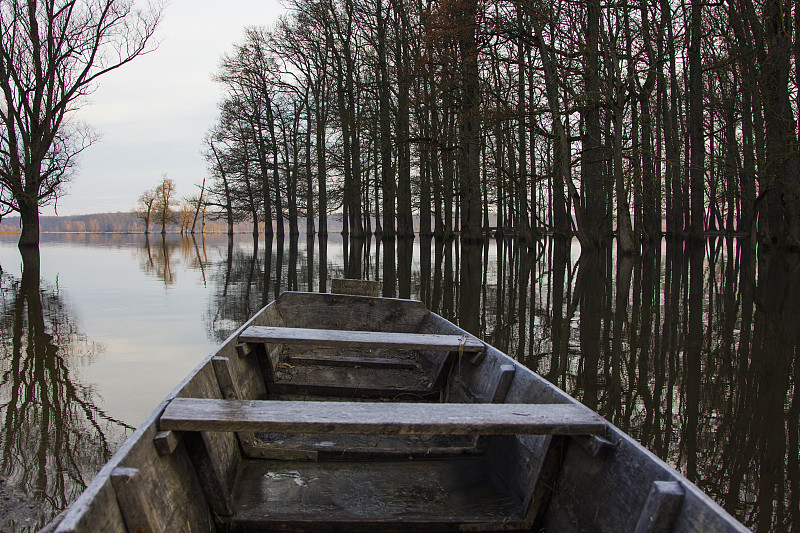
[18, 200, 40, 248]
[394, 0, 414, 238]
[638, 0, 658, 242]
[532, 17, 571, 237]
[267, 98, 285, 235]
[418, 78, 433, 237]
[657, 0, 681, 236]
[758, 0, 800, 247]
[615, 98, 636, 254]
[516, 5, 530, 237]
[377, 0, 395, 239]
[306, 102, 315, 236]
[442, 102, 455, 238]
[316, 88, 328, 237]
[689, 0, 705, 239]
[457, 0, 482, 243]
[191, 178, 205, 234]
[253, 117, 274, 237]
[580, 0, 608, 250]
[740, 83, 756, 235]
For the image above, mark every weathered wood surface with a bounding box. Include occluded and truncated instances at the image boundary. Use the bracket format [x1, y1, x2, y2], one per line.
[331, 278, 380, 296]
[246, 432, 481, 460]
[633, 481, 685, 533]
[54, 359, 220, 533]
[229, 457, 528, 531]
[488, 364, 516, 403]
[270, 347, 433, 398]
[271, 292, 430, 334]
[286, 353, 418, 369]
[572, 433, 614, 458]
[183, 431, 234, 516]
[152, 430, 180, 456]
[267, 381, 443, 400]
[160, 399, 607, 436]
[524, 436, 566, 526]
[240, 325, 485, 352]
[236, 342, 254, 357]
[109, 467, 165, 533]
[542, 424, 750, 533]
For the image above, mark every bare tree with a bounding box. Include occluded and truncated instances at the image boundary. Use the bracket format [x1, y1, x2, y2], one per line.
[0, 0, 162, 248]
[135, 189, 156, 233]
[153, 176, 178, 234]
[178, 201, 193, 234]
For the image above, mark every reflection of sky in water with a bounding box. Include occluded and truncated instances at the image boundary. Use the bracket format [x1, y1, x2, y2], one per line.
[0, 233, 449, 427]
[1, 235, 221, 426]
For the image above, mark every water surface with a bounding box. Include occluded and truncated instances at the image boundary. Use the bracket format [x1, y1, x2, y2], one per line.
[0, 232, 795, 531]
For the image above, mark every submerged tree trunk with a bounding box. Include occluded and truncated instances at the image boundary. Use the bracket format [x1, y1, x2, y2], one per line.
[18, 199, 40, 249]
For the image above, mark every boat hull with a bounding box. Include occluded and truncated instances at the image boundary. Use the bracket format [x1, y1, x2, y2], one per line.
[50, 292, 748, 532]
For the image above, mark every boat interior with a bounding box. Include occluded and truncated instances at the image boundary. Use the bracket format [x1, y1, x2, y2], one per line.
[148, 292, 605, 531]
[54, 291, 745, 533]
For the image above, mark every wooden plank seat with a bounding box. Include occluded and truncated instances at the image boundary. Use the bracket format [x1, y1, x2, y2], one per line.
[263, 345, 440, 399]
[247, 432, 483, 460]
[286, 353, 419, 370]
[239, 326, 486, 353]
[239, 327, 481, 399]
[157, 399, 603, 531]
[159, 398, 607, 436]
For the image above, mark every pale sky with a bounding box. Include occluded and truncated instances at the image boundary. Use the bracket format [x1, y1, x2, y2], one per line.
[49, 0, 287, 216]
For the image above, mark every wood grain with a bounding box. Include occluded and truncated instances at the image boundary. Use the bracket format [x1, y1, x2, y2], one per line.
[160, 399, 607, 436]
[331, 278, 380, 296]
[229, 456, 528, 531]
[152, 430, 180, 456]
[633, 481, 685, 533]
[109, 467, 164, 533]
[240, 326, 485, 352]
[286, 353, 418, 369]
[272, 292, 430, 333]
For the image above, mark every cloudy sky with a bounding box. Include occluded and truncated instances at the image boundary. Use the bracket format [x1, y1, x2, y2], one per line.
[52, 0, 287, 216]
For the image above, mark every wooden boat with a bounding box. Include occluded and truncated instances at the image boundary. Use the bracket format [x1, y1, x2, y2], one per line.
[50, 288, 749, 532]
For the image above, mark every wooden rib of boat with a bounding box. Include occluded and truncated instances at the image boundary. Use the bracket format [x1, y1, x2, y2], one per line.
[50, 289, 749, 532]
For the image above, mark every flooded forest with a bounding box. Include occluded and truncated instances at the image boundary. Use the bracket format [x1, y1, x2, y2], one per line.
[192, 0, 798, 249]
[0, 0, 798, 529]
[1, 233, 796, 531]
[184, 2, 800, 529]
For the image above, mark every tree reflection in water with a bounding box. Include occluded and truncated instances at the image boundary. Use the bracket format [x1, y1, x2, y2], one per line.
[179, 233, 798, 531]
[0, 248, 131, 530]
[138, 234, 216, 287]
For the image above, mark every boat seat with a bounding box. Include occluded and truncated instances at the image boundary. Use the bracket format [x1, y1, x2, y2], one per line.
[158, 398, 605, 531]
[238, 326, 484, 399]
[159, 398, 607, 436]
[239, 325, 485, 353]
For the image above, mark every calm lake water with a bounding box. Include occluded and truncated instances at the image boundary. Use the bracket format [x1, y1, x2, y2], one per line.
[0, 232, 796, 532]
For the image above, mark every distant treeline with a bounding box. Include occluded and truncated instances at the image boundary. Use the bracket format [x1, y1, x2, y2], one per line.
[0, 212, 255, 234]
